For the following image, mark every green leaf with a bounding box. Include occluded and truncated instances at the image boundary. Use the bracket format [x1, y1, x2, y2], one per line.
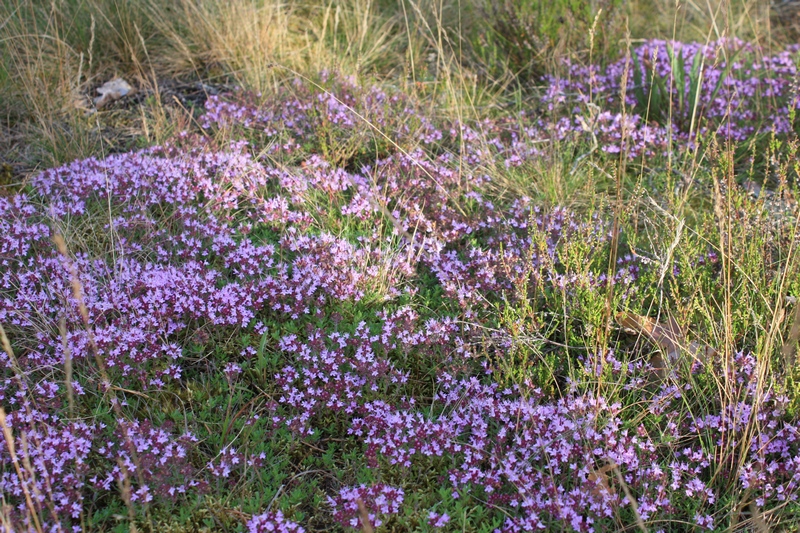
[668, 45, 685, 116]
[631, 53, 647, 117]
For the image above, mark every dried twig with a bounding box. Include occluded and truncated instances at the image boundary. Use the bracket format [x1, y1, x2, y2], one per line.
[0, 408, 43, 533]
[356, 498, 375, 533]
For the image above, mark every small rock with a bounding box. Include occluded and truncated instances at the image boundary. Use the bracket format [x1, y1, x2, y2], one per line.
[94, 78, 134, 109]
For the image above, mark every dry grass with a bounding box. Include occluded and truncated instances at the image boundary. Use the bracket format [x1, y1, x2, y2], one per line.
[628, 0, 773, 44]
[2, 0, 792, 173]
[144, 0, 405, 90]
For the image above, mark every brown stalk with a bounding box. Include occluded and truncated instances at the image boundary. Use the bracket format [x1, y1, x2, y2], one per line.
[0, 324, 26, 381]
[355, 498, 375, 533]
[746, 502, 771, 533]
[0, 408, 43, 533]
[0, 499, 14, 531]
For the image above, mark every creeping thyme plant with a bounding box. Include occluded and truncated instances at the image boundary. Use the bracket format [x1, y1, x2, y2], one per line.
[2, 40, 800, 532]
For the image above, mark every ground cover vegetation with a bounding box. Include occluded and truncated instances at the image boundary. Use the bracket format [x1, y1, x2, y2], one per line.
[2, 0, 800, 531]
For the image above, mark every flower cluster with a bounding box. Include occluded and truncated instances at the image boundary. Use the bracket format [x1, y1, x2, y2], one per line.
[247, 510, 305, 533]
[328, 483, 404, 529]
[352, 377, 671, 531]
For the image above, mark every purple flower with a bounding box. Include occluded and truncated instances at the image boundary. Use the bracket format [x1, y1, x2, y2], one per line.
[428, 511, 450, 527]
[247, 510, 305, 533]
